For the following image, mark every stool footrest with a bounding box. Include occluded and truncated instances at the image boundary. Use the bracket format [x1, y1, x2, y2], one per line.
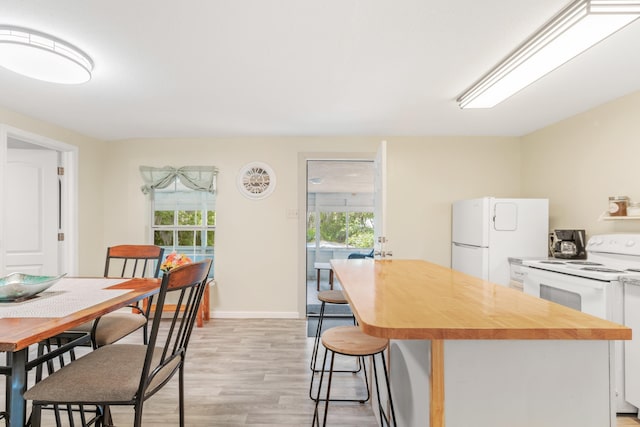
[312, 325, 397, 427]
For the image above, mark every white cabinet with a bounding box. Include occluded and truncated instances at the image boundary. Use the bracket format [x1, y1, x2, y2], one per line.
[508, 258, 527, 291]
[624, 279, 640, 411]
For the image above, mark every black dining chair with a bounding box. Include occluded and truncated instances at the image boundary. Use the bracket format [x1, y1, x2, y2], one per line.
[0, 360, 8, 426]
[26, 245, 164, 426]
[73, 245, 165, 347]
[24, 258, 212, 427]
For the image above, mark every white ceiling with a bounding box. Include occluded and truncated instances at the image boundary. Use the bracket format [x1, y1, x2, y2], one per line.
[1, 1, 639, 141]
[308, 160, 374, 193]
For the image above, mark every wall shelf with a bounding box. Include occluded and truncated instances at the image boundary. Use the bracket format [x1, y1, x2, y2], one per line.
[599, 212, 640, 221]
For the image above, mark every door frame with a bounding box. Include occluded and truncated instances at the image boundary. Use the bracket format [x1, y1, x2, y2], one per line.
[0, 124, 79, 275]
[297, 151, 375, 318]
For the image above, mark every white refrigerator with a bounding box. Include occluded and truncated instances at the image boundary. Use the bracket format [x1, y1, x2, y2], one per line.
[451, 197, 549, 287]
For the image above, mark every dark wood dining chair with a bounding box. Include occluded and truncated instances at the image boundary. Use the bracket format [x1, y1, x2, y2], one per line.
[73, 245, 165, 347]
[24, 259, 212, 427]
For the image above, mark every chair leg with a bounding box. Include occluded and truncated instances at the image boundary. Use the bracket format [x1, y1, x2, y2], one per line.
[142, 322, 149, 346]
[203, 284, 210, 321]
[321, 351, 336, 427]
[309, 302, 326, 401]
[312, 348, 329, 426]
[100, 404, 113, 427]
[179, 364, 185, 427]
[359, 356, 370, 404]
[310, 302, 325, 371]
[380, 351, 397, 426]
[30, 403, 42, 427]
[197, 305, 203, 327]
[142, 295, 154, 345]
[78, 404, 88, 426]
[134, 402, 144, 427]
[372, 352, 397, 427]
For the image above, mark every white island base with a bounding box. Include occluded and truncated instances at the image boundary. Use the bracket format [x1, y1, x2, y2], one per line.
[387, 339, 613, 427]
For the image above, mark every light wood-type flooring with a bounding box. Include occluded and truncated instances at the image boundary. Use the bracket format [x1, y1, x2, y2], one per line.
[3, 318, 640, 426]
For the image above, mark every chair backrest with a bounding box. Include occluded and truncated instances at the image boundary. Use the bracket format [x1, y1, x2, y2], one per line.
[104, 245, 165, 278]
[138, 259, 212, 399]
[347, 249, 375, 259]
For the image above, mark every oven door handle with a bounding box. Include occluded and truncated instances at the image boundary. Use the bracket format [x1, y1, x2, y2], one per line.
[525, 269, 607, 292]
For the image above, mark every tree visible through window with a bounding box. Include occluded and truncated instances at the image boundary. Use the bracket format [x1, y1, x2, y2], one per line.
[151, 180, 215, 277]
[307, 211, 374, 248]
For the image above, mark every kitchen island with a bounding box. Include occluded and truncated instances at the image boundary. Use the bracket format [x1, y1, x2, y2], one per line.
[330, 258, 632, 427]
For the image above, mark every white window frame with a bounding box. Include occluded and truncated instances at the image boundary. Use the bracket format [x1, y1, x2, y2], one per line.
[150, 180, 215, 276]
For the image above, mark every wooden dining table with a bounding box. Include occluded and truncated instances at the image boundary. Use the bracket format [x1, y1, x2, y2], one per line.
[331, 258, 632, 427]
[0, 277, 160, 427]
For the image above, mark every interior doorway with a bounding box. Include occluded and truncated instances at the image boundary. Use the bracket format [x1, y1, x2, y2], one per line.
[305, 159, 374, 334]
[0, 125, 79, 276]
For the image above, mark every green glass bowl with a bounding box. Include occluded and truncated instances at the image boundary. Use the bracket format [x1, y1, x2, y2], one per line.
[0, 272, 66, 302]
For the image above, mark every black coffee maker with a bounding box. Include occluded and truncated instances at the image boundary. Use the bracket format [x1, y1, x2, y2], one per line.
[549, 229, 587, 259]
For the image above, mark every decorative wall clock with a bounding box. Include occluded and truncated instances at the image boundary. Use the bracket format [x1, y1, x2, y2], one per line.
[237, 162, 276, 200]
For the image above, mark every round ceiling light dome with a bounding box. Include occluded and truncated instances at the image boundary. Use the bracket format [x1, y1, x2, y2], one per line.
[0, 26, 93, 84]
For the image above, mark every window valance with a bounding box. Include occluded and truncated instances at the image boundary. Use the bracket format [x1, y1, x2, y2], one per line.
[139, 166, 218, 194]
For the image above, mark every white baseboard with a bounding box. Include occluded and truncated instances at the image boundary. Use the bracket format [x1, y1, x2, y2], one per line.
[211, 311, 302, 319]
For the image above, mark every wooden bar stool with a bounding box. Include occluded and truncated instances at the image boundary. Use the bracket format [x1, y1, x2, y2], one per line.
[312, 325, 397, 427]
[309, 290, 360, 401]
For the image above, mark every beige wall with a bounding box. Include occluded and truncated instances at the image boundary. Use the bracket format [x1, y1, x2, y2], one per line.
[101, 136, 521, 317]
[6, 88, 639, 317]
[386, 136, 521, 265]
[521, 90, 640, 238]
[104, 137, 378, 318]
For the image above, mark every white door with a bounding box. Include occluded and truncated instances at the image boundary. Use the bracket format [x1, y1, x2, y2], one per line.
[372, 140, 391, 421]
[5, 148, 59, 275]
[373, 140, 389, 258]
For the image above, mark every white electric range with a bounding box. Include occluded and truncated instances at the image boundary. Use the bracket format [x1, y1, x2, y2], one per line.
[522, 233, 640, 413]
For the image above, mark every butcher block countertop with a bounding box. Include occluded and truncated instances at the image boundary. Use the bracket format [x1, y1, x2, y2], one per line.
[330, 259, 631, 341]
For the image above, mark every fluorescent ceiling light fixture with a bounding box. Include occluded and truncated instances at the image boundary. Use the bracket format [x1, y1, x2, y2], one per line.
[457, 0, 640, 109]
[0, 25, 93, 84]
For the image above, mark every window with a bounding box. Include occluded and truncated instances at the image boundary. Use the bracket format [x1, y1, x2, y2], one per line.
[151, 180, 215, 277]
[307, 211, 374, 249]
[307, 192, 374, 250]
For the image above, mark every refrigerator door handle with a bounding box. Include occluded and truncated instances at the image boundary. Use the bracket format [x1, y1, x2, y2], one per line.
[453, 242, 482, 249]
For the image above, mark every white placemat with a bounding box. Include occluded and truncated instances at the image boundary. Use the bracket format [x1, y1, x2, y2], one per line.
[0, 278, 130, 319]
